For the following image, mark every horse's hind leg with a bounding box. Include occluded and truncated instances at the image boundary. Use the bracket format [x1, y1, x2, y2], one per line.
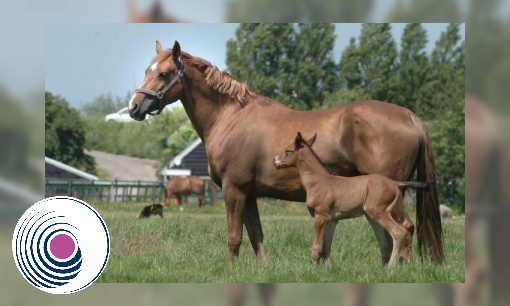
[321, 219, 338, 265]
[365, 216, 393, 265]
[243, 195, 266, 263]
[371, 213, 408, 267]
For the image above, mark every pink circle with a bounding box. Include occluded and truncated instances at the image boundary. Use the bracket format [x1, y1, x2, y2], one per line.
[49, 234, 75, 259]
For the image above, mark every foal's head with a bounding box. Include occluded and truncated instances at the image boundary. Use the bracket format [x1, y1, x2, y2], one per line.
[273, 132, 317, 169]
[128, 40, 186, 121]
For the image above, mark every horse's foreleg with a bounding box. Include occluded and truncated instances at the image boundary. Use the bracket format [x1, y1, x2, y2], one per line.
[198, 194, 205, 208]
[223, 183, 247, 263]
[322, 219, 338, 265]
[243, 195, 265, 263]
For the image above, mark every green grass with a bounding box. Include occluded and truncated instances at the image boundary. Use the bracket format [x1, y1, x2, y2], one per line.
[91, 201, 465, 283]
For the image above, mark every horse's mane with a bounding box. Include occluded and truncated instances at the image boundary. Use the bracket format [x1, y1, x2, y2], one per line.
[158, 50, 255, 107]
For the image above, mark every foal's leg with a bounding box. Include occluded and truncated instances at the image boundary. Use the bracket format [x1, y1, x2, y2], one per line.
[311, 212, 331, 265]
[243, 195, 266, 263]
[321, 219, 339, 265]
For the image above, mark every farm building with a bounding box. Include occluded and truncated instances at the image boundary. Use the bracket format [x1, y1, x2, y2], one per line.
[160, 138, 222, 203]
[160, 138, 210, 181]
[45, 156, 98, 181]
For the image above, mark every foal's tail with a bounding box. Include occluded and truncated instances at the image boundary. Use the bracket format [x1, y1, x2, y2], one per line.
[398, 180, 435, 191]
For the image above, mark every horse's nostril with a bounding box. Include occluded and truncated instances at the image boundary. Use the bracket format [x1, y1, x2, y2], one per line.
[131, 103, 139, 113]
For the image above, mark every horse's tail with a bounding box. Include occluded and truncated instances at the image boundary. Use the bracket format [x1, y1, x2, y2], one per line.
[205, 179, 219, 204]
[410, 113, 444, 264]
[398, 180, 435, 191]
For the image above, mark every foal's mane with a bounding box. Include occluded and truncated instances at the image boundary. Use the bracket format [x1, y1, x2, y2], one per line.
[158, 50, 255, 106]
[301, 140, 338, 176]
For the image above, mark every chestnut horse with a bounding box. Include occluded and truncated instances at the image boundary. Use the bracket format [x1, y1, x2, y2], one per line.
[163, 176, 217, 208]
[127, 40, 443, 265]
[274, 132, 434, 267]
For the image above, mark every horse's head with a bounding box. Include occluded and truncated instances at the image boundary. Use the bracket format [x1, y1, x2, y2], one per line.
[273, 132, 317, 169]
[128, 40, 185, 121]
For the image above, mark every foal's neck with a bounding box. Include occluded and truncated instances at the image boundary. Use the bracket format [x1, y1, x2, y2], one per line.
[296, 145, 330, 189]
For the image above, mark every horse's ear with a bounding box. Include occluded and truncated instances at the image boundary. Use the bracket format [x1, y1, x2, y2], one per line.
[172, 40, 181, 61]
[156, 40, 163, 54]
[308, 133, 317, 147]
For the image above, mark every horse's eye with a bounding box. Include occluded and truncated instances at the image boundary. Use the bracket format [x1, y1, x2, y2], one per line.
[159, 72, 168, 78]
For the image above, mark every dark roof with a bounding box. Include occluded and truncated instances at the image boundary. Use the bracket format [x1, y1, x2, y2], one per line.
[160, 138, 210, 177]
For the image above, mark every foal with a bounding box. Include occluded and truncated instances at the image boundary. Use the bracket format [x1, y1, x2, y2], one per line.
[273, 132, 434, 267]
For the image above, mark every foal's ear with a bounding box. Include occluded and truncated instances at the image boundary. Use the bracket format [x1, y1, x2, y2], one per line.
[294, 132, 303, 148]
[156, 40, 163, 54]
[172, 40, 181, 61]
[308, 133, 317, 147]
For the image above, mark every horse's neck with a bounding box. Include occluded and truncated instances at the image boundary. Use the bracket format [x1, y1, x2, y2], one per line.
[296, 147, 329, 189]
[180, 69, 237, 142]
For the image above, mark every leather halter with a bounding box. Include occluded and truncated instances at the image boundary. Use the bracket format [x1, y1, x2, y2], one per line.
[134, 58, 185, 115]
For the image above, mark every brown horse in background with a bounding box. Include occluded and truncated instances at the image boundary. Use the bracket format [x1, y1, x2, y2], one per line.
[163, 176, 218, 208]
[128, 40, 443, 266]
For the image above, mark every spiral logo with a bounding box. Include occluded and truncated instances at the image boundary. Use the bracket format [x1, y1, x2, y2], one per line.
[12, 196, 110, 294]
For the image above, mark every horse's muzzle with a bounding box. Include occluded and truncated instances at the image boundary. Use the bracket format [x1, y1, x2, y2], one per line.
[273, 156, 281, 169]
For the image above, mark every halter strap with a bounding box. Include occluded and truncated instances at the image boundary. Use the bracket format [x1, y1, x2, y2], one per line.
[134, 58, 185, 116]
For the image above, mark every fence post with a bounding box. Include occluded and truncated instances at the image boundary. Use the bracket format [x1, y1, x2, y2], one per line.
[114, 179, 118, 202]
[67, 180, 72, 197]
[137, 180, 141, 202]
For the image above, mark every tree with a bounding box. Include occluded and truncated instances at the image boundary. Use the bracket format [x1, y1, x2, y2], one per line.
[357, 23, 399, 103]
[338, 37, 363, 91]
[226, 23, 295, 105]
[81, 92, 130, 117]
[427, 98, 465, 210]
[397, 23, 431, 112]
[424, 23, 464, 119]
[285, 23, 339, 109]
[226, 23, 338, 110]
[45, 91, 96, 174]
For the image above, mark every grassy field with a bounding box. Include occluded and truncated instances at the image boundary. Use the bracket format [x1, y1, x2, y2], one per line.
[91, 200, 464, 283]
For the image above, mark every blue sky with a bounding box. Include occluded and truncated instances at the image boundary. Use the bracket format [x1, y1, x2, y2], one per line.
[45, 23, 464, 109]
